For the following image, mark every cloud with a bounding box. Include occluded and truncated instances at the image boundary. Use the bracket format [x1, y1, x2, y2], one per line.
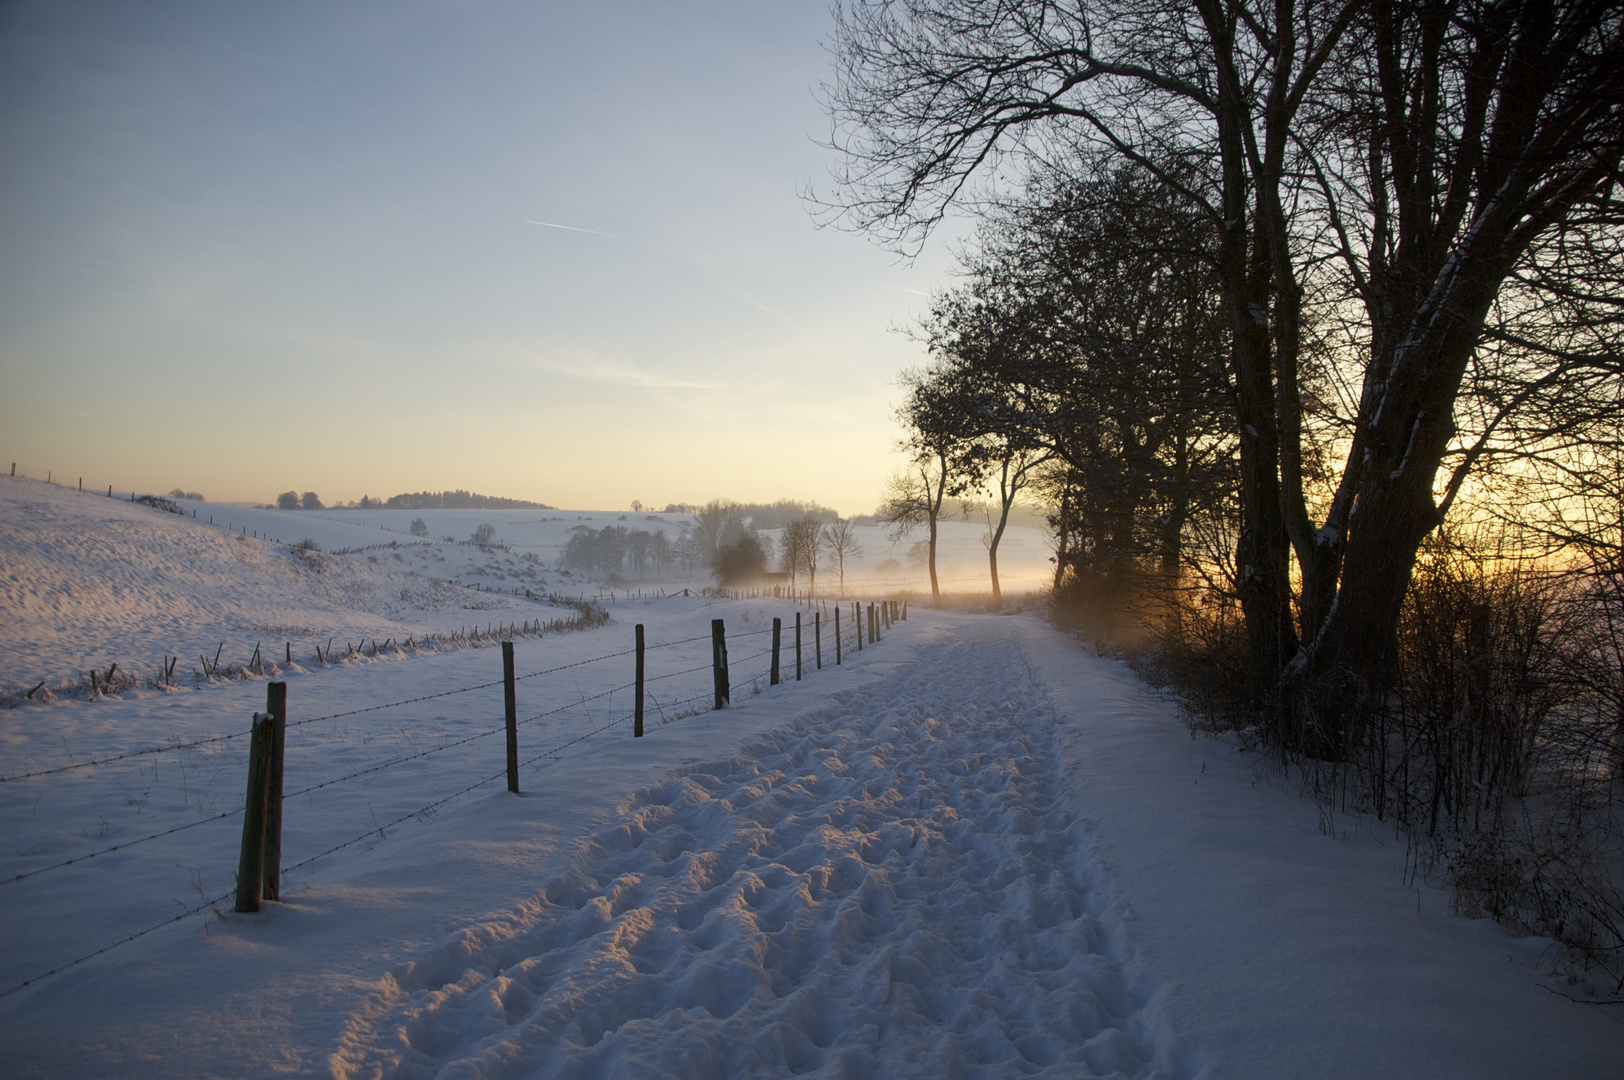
[526, 220, 619, 238]
[531, 354, 727, 391]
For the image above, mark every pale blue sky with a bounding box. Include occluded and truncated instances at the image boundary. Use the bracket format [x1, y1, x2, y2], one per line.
[0, 1, 960, 512]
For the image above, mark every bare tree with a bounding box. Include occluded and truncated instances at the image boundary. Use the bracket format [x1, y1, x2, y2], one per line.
[885, 367, 984, 602]
[981, 445, 1046, 609]
[781, 514, 823, 595]
[822, 0, 1624, 744]
[821, 519, 865, 598]
[692, 500, 746, 568]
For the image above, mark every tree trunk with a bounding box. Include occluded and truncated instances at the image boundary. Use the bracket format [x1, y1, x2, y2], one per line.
[926, 454, 946, 603]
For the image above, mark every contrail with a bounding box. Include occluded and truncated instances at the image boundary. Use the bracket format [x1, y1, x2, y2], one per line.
[878, 283, 929, 296]
[526, 219, 617, 238]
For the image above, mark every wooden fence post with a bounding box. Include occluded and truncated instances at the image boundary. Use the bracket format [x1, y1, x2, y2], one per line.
[814, 611, 822, 670]
[261, 682, 286, 902]
[634, 623, 645, 738]
[795, 612, 803, 681]
[503, 641, 519, 793]
[712, 619, 730, 708]
[235, 714, 274, 913]
[902, 599, 908, 620]
[834, 607, 842, 665]
[770, 618, 782, 685]
[855, 602, 863, 650]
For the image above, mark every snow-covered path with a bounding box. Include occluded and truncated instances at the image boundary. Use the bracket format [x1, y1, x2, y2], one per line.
[332, 626, 1184, 1078]
[3, 606, 1619, 1078]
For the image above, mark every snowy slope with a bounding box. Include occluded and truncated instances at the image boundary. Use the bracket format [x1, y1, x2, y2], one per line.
[1, 474, 1056, 695]
[0, 477, 580, 692]
[2, 602, 1617, 1078]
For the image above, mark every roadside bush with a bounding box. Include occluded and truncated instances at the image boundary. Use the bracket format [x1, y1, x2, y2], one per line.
[1098, 534, 1624, 991]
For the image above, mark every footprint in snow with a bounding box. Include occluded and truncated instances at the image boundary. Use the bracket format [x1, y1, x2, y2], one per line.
[330, 626, 1193, 1080]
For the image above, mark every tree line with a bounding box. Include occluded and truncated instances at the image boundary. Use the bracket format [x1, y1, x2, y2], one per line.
[273, 490, 554, 511]
[826, 0, 1623, 744]
[822, 0, 1624, 981]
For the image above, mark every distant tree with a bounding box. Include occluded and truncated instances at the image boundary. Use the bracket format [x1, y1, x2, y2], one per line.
[714, 532, 768, 586]
[883, 366, 985, 602]
[409, 518, 429, 537]
[979, 447, 1045, 609]
[630, 499, 643, 513]
[169, 488, 205, 502]
[780, 514, 823, 593]
[627, 529, 655, 576]
[471, 523, 497, 547]
[821, 519, 864, 598]
[300, 491, 323, 510]
[275, 491, 299, 510]
[692, 500, 748, 567]
[876, 557, 903, 577]
[673, 527, 700, 574]
[596, 526, 628, 574]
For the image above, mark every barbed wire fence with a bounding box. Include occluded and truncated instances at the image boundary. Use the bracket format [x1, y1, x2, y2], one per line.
[0, 597, 908, 998]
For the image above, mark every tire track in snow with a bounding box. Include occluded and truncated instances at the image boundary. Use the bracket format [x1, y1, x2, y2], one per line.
[331, 621, 1194, 1079]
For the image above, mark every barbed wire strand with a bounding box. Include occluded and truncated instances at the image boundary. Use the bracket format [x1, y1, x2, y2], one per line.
[288, 679, 504, 729]
[0, 731, 254, 784]
[278, 769, 512, 877]
[4, 665, 727, 884]
[0, 629, 806, 993]
[0, 886, 235, 999]
[1, 809, 244, 887]
[2, 628, 737, 784]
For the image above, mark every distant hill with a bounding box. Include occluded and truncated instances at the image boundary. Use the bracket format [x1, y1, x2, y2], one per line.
[383, 490, 554, 511]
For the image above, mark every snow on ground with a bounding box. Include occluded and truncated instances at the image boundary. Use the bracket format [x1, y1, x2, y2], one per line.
[2, 598, 1619, 1077]
[327, 627, 1187, 1079]
[0, 475, 1053, 695]
[0, 477, 585, 692]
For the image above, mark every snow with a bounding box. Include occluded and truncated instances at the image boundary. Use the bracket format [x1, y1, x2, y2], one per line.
[2, 477, 1620, 1077]
[0, 477, 1054, 694]
[0, 479, 578, 691]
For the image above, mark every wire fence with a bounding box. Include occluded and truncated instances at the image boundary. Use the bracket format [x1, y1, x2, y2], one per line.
[0, 597, 908, 998]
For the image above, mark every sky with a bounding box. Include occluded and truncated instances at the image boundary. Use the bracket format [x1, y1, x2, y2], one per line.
[0, 0, 966, 514]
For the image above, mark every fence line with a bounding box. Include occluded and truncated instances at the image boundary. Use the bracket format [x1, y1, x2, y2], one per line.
[1, 596, 909, 997]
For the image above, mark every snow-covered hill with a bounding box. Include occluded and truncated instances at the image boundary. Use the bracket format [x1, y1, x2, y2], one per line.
[0, 476, 1056, 695]
[0, 477, 576, 693]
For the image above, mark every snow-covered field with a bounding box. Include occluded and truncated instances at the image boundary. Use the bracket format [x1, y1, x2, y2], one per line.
[0, 477, 1052, 695]
[2, 476, 1619, 1077]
